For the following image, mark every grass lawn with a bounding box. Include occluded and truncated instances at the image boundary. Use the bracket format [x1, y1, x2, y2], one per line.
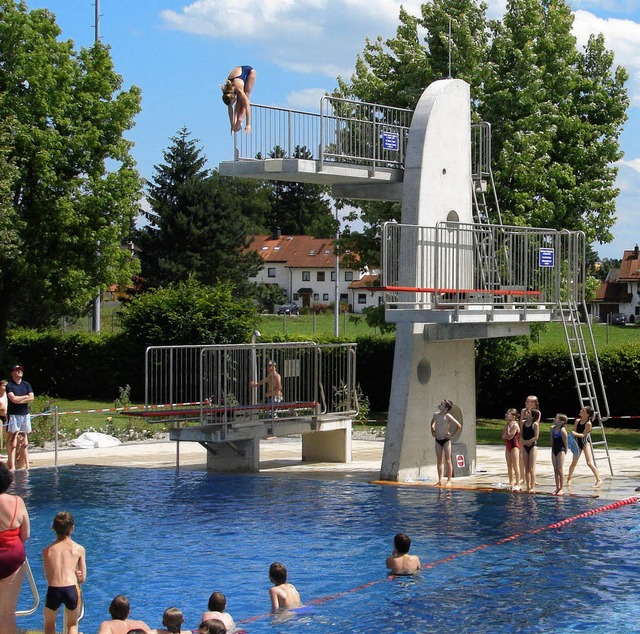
[256, 312, 379, 338]
[532, 322, 640, 348]
[24, 397, 167, 448]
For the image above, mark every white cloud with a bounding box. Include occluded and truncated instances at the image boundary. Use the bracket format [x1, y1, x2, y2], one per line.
[618, 158, 640, 175]
[286, 88, 328, 111]
[160, 0, 423, 77]
[573, 11, 640, 105]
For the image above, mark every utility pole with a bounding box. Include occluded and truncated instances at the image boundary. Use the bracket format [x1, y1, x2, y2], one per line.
[92, 0, 101, 332]
[334, 208, 340, 337]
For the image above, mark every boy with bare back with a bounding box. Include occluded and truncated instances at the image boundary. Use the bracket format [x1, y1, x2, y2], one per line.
[268, 562, 301, 611]
[386, 533, 421, 575]
[430, 399, 462, 487]
[42, 511, 86, 634]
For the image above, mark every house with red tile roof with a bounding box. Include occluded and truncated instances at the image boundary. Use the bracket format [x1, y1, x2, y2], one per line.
[246, 232, 383, 313]
[594, 245, 640, 323]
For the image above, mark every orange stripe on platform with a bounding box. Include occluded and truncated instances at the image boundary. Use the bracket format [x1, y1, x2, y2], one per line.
[381, 286, 541, 296]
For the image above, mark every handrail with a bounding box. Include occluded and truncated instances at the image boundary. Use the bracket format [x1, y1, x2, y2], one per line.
[15, 557, 40, 617]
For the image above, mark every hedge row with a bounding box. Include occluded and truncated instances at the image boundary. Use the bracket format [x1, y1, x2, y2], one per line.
[5, 331, 640, 420]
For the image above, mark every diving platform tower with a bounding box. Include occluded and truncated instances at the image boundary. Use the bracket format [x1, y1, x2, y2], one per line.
[220, 78, 611, 481]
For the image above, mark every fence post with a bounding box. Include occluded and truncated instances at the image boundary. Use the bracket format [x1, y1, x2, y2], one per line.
[54, 406, 59, 467]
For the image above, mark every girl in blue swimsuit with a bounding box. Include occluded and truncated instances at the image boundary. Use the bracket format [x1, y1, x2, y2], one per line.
[221, 65, 256, 134]
[550, 413, 568, 495]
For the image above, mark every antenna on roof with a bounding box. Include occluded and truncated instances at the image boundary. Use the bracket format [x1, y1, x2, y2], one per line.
[94, 0, 101, 42]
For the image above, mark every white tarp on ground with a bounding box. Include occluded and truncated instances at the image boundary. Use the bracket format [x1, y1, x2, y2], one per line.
[71, 432, 121, 449]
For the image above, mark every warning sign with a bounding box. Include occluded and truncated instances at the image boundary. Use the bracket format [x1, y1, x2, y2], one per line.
[456, 454, 465, 468]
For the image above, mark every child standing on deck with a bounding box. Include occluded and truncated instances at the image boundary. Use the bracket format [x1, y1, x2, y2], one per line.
[42, 511, 86, 634]
[521, 407, 541, 493]
[551, 414, 569, 495]
[430, 399, 462, 487]
[502, 408, 521, 490]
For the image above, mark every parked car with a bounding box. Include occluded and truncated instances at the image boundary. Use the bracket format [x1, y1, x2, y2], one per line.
[277, 303, 299, 315]
[611, 313, 627, 325]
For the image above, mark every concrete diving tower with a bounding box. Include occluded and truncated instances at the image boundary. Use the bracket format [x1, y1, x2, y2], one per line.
[218, 80, 601, 482]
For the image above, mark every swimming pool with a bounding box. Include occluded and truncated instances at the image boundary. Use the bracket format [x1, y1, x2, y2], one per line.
[13, 466, 640, 633]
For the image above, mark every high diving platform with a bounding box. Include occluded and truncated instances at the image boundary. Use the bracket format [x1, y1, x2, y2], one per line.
[219, 96, 409, 201]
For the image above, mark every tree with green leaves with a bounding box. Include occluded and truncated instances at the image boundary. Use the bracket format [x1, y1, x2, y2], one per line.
[482, 0, 628, 243]
[118, 277, 257, 346]
[336, 0, 628, 262]
[0, 1, 142, 365]
[136, 128, 266, 290]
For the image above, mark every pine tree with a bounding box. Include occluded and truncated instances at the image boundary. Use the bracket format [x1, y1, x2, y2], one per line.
[261, 145, 337, 237]
[136, 128, 263, 289]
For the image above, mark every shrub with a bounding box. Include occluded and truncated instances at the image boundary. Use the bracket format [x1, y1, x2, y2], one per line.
[118, 278, 258, 345]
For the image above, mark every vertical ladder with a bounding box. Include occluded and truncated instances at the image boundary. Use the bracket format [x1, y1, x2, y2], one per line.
[557, 298, 613, 475]
[471, 123, 507, 292]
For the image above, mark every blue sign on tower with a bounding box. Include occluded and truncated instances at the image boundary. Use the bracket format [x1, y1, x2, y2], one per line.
[539, 248, 555, 267]
[381, 132, 399, 151]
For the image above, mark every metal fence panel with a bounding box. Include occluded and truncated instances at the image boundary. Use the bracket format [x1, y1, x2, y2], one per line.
[382, 221, 585, 312]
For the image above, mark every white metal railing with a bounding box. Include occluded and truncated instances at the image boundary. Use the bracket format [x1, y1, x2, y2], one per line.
[144, 342, 358, 426]
[231, 98, 499, 181]
[231, 96, 412, 170]
[382, 221, 586, 313]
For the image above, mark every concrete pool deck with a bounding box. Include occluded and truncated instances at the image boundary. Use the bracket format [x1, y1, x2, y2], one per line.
[21, 435, 640, 502]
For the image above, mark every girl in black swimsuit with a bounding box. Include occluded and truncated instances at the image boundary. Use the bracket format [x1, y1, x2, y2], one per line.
[567, 406, 603, 487]
[520, 406, 540, 493]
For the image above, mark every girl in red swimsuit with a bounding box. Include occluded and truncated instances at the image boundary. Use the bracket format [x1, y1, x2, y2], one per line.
[0, 462, 30, 632]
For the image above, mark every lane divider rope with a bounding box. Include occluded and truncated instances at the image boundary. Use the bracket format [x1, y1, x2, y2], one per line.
[237, 496, 638, 625]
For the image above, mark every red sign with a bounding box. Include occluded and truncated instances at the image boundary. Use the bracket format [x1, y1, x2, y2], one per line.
[456, 454, 465, 468]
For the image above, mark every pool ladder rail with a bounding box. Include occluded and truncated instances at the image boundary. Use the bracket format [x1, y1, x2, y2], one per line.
[16, 557, 85, 634]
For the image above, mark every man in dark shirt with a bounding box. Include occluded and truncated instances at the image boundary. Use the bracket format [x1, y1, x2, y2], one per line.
[6, 365, 34, 470]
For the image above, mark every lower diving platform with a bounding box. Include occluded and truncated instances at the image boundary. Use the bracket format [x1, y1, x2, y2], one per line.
[141, 342, 358, 471]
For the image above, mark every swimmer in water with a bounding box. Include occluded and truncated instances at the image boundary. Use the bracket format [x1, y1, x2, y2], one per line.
[268, 562, 301, 611]
[386, 533, 421, 575]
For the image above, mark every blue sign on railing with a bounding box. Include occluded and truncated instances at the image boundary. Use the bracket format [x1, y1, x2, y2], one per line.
[539, 248, 555, 267]
[382, 132, 399, 151]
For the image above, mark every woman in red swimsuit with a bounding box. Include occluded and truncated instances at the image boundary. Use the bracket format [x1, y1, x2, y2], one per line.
[0, 462, 30, 633]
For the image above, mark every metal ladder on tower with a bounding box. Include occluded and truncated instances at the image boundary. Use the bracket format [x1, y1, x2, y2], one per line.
[557, 297, 613, 476]
[471, 122, 508, 293]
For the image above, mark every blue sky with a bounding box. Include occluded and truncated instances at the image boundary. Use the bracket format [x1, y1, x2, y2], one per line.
[32, 0, 640, 259]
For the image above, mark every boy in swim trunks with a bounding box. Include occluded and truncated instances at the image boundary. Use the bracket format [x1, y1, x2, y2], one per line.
[430, 399, 462, 487]
[386, 533, 421, 575]
[42, 511, 86, 634]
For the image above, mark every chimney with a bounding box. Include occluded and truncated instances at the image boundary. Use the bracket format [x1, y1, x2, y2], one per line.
[635, 244, 639, 259]
[272, 227, 281, 240]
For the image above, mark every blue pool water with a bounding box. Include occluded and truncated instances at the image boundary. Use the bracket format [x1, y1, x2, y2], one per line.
[12, 466, 640, 633]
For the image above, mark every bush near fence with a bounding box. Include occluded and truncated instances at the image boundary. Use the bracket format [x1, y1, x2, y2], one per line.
[4, 330, 640, 423]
